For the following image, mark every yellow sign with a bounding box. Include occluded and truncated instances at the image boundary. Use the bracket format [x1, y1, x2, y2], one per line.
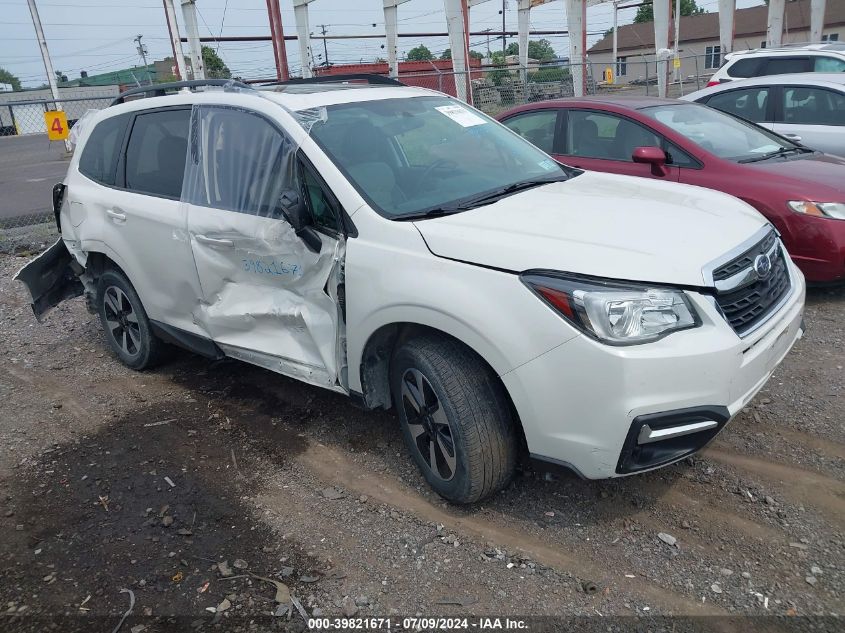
[673, 56, 681, 69]
[604, 67, 614, 84]
[44, 110, 69, 141]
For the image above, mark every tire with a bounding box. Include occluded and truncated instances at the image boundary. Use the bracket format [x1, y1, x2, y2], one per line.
[96, 269, 163, 370]
[390, 335, 517, 504]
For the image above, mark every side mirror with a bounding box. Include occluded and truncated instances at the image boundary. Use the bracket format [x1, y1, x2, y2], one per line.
[279, 188, 322, 254]
[632, 146, 669, 177]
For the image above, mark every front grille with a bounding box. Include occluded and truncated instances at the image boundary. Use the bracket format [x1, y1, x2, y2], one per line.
[712, 231, 791, 336]
[712, 231, 778, 282]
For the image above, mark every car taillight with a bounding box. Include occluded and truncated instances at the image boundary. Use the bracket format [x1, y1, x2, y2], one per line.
[707, 80, 720, 87]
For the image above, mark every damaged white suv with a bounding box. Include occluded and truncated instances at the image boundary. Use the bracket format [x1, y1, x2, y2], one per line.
[17, 77, 805, 503]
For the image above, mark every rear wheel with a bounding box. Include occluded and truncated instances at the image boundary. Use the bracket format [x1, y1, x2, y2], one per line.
[96, 269, 163, 370]
[391, 335, 517, 503]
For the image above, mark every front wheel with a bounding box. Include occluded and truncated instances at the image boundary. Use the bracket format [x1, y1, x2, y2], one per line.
[390, 335, 517, 503]
[96, 269, 163, 370]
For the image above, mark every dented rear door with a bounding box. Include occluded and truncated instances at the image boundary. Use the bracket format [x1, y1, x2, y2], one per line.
[183, 104, 344, 390]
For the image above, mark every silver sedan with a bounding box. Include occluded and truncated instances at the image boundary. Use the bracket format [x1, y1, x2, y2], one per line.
[682, 73, 845, 157]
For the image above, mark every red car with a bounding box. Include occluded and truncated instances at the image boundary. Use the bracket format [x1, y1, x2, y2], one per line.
[498, 96, 845, 283]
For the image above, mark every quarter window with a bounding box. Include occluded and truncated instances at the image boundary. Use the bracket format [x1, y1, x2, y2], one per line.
[183, 106, 297, 218]
[78, 113, 131, 186]
[705, 87, 770, 123]
[502, 110, 558, 154]
[782, 87, 845, 126]
[301, 161, 342, 233]
[124, 109, 190, 198]
[814, 56, 845, 72]
[705, 46, 722, 70]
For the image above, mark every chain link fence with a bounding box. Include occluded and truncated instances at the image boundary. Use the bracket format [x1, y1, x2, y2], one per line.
[0, 57, 716, 254]
[0, 94, 114, 254]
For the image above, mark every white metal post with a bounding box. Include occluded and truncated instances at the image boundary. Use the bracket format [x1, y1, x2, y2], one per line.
[767, 0, 785, 48]
[673, 0, 680, 82]
[612, 0, 618, 80]
[293, 0, 315, 78]
[383, 1, 410, 79]
[653, 0, 671, 98]
[180, 0, 205, 80]
[444, 0, 470, 102]
[810, 0, 827, 44]
[163, 0, 189, 81]
[564, 0, 586, 97]
[718, 0, 736, 59]
[26, 0, 71, 151]
[517, 0, 530, 83]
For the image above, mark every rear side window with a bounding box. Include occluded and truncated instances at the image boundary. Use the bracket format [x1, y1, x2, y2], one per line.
[78, 113, 130, 186]
[705, 87, 770, 123]
[502, 110, 559, 154]
[762, 57, 811, 75]
[726, 58, 764, 78]
[124, 109, 190, 199]
[782, 87, 845, 125]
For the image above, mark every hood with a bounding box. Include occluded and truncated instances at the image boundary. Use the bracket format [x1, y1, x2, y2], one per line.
[743, 153, 845, 199]
[414, 171, 768, 287]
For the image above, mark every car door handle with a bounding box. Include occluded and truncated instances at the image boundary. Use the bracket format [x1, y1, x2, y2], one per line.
[195, 234, 234, 248]
[106, 208, 126, 221]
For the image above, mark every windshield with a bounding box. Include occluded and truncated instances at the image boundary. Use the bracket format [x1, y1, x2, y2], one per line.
[305, 95, 568, 217]
[640, 103, 800, 162]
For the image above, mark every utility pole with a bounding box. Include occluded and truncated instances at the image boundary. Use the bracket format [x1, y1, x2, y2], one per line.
[612, 1, 618, 78]
[673, 0, 681, 82]
[26, 0, 70, 151]
[319, 24, 329, 66]
[483, 27, 491, 58]
[134, 34, 152, 84]
[501, 0, 506, 55]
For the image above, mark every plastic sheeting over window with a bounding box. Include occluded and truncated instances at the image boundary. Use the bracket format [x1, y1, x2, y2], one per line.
[183, 105, 298, 218]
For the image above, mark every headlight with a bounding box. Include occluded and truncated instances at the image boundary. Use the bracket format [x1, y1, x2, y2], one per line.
[522, 272, 701, 345]
[788, 201, 845, 220]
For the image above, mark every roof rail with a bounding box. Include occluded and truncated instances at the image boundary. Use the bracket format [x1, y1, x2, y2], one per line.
[110, 79, 253, 106]
[263, 73, 405, 87]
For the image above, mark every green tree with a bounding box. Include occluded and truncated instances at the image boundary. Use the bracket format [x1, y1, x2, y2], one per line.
[202, 46, 231, 78]
[406, 44, 434, 61]
[442, 48, 483, 60]
[634, 0, 706, 23]
[504, 39, 557, 61]
[0, 67, 22, 91]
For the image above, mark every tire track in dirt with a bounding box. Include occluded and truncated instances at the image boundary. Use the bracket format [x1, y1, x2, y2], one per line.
[704, 448, 845, 520]
[5, 365, 98, 422]
[295, 441, 727, 616]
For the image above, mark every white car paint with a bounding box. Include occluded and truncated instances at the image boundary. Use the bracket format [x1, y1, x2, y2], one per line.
[682, 74, 845, 157]
[709, 44, 845, 85]
[22, 83, 806, 483]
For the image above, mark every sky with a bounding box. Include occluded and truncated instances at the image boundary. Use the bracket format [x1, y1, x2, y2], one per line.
[1, 0, 767, 88]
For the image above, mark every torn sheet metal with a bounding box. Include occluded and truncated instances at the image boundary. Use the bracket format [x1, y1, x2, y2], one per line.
[183, 103, 347, 390]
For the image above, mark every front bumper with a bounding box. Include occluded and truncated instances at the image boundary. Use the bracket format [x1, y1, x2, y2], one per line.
[502, 262, 806, 480]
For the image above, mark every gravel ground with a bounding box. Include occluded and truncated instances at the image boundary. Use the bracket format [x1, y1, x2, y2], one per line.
[0, 251, 843, 632]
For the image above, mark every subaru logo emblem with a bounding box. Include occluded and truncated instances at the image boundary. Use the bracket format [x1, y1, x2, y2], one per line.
[754, 253, 772, 278]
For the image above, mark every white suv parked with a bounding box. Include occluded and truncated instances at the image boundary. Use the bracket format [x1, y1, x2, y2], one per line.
[17, 77, 806, 503]
[709, 43, 845, 85]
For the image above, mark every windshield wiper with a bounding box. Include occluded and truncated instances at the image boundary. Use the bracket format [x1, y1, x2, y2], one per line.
[394, 206, 464, 221]
[452, 175, 568, 210]
[738, 146, 812, 163]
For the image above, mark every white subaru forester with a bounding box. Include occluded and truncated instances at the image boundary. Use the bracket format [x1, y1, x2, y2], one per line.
[17, 77, 805, 503]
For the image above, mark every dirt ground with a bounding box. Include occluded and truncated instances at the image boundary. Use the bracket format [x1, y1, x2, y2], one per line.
[0, 251, 843, 632]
